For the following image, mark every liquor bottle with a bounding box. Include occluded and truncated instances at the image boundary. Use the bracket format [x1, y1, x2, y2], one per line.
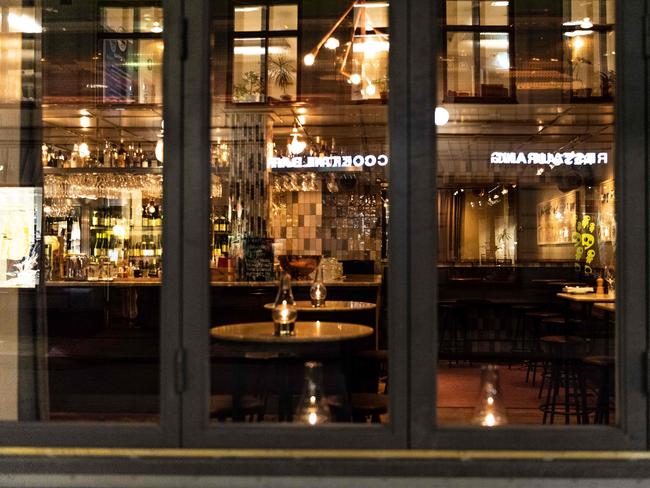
[133, 144, 142, 168]
[117, 140, 126, 168]
[41, 144, 49, 167]
[91, 210, 98, 227]
[57, 151, 66, 168]
[70, 144, 80, 168]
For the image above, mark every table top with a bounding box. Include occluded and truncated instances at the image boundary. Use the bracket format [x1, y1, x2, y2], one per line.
[263, 300, 376, 312]
[594, 302, 616, 313]
[556, 292, 616, 303]
[211, 321, 373, 344]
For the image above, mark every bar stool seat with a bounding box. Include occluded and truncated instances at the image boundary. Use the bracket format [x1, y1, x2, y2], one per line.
[583, 355, 615, 424]
[539, 335, 590, 425]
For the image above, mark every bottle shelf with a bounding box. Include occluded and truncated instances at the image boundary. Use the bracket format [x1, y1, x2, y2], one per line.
[43, 167, 163, 175]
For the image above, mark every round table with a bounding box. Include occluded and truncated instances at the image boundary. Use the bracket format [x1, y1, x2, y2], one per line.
[211, 321, 373, 343]
[262, 301, 376, 312]
[211, 321, 373, 421]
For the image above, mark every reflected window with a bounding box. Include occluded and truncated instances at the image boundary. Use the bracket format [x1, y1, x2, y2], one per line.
[231, 2, 298, 103]
[444, 1, 513, 101]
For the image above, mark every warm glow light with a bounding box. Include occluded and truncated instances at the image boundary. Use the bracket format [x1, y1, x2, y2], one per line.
[297, 107, 307, 115]
[485, 413, 496, 427]
[573, 37, 585, 49]
[304, 53, 315, 66]
[352, 39, 390, 55]
[491, 1, 509, 6]
[155, 138, 164, 163]
[78, 142, 90, 159]
[350, 73, 362, 85]
[353, 2, 389, 8]
[7, 12, 42, 33]
[288, 133, 306, 155]
[435, 107, 450, 126]
[325, 37, 340, 50]
[308, 412, 318, 425]
[580, 17, 593, 29]
[150, 21, 163, 33]
[564, 30, 593, 37]
[365, 83, 376, 96]
[80, 116, 91, 128]
[234, 46, 285, 55]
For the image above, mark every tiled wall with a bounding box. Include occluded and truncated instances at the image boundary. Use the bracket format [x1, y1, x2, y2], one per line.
[270, 175, 384, 271]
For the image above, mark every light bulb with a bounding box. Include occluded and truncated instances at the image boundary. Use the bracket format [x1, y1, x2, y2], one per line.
[304, 53, 315, 66]
[580, 17, 593, 29]
[155, 137, 164, 163]
[350, 73, 362, 85]
[80, 115, 91, 128]
[365, 83, 376, 96]
[288, 133, 306, 155]
[435, 106, 450, 126]
[324, 37, 340, 50]
[78, 142, 90, 158]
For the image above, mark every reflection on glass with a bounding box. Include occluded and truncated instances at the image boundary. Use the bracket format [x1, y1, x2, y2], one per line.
[232, 38, 264, 103]
[234, 4, 265, 31]
[269, 5, 298, 31]
[0, 1, 164, 423]
[210, 0, 389, 425]
[437, 0, 616, 427]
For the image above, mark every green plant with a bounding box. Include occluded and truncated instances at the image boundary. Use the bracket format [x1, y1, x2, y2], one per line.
[268, 56, 296, 97]
[373, 76, 389, 94]
[496, 228, 512, 259]
[233, 70, 262, 102]
[599, 70, 616, 98]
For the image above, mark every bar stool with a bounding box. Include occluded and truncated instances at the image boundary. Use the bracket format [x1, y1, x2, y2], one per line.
[583, 355, 615, 424]
[210, 394, 266, 422]
[538, 335, 590, 424]
[524, 311, 563, 385]
[327, 393, 388, 423]
[511, 304, 539, 352]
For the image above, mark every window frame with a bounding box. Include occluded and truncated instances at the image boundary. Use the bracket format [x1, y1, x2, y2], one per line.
[0, 0, 182, 448]
[227, 0, 301, 104]
[411, 0, 648, 450]
[179, 0, 409, 449]
[441, 0, 516, 103]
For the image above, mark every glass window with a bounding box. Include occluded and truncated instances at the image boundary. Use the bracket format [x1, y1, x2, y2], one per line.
[231, 2, 298, 103]
[234, 4, 265, 31]
[0, 1, 165, 425]
[269, 4, 298, 31]
[436, 0, 616, 427]
[209, 0, 390, 426]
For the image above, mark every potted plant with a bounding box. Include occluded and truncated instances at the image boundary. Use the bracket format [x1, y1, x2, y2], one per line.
[374, 76, 389, 101]
[233, 70, 263, 102]
[268, 55, 296, 101]
[599, 70, 616, 98]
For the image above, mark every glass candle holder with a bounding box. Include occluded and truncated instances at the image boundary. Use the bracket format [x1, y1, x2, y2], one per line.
[309, 263, 327, 307]
[471, 365, 508, 427]
[295, 361, 331, 425]
[272, 273, 297, 336]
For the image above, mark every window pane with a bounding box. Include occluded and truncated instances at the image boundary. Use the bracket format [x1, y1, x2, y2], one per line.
[269, 4, 298, 31]
[232, 38, 265, 103]
[234, 5, 265, 32]
[0, 2, 165, 423]
[480, 1, 508, 26]
[101, 6, 163, 34]
[267, 37, 297, 101]
[209, 0, 390, 426]
[446, 32, 476, 97]
[437, 0, 616, 427]
[446, 1, 473, 25]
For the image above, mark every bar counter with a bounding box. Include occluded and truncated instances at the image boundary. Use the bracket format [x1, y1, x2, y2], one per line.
[44, 274, 382, 288]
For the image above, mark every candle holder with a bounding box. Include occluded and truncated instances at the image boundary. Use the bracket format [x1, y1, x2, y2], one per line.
[295, 361, 331, 425]
[471, 365, 508, 427]
[272, 273, 298, 336]
[309, 263, 327, 307]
